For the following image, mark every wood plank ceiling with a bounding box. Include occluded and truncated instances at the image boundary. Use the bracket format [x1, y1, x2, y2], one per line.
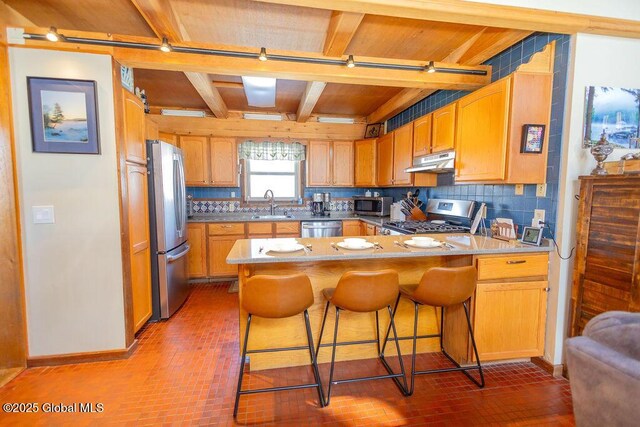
[4, 0, 534, 122]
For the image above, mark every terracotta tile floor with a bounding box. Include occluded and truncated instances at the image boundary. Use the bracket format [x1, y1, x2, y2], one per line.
[0, 283, 574, 426]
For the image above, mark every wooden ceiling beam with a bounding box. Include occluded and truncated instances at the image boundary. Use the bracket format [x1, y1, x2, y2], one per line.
[296, 81, 327, 122]
[323, 11, 365, 56]
[252, 0, 640, 39]
[129, 0, 229, 118]
[367, 28, 532, 123]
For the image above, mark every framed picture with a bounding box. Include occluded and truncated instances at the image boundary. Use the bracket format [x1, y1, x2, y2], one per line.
[364, 123, 383, 139]
[520, 124, 545, 153]
[27, 77, 100, 154]
[583, 86, 640, 149]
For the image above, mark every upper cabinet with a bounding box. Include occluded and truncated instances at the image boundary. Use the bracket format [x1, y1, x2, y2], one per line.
[376, 123, 414, 187]
[307, 140, 354, 187]
[180, 136, 209, 186]
[431, 103, 456, 153]
[158, 132, 178, 146]
[393, 123, 413, 186]
[455, 72, 552, 184]
[209, 137, 238, 186]
[413, 113, 432, 157]
[122, 90, 146, 165]
[180, 136, 238, 187]
[354, 139, 377, 187]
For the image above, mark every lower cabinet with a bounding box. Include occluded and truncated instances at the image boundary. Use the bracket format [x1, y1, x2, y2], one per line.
[471, 254, 549, 361]
[208, 237, 241, 277]
[362, 222, 377, 236]
[342, 220, 362, 236]
[186, 223, 207, 278]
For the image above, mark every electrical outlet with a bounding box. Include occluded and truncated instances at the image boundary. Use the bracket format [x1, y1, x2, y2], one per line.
[532, 209, 545, 227]
[515, 184, 524, 195]
[536, 183, 547, 197]
[230, 191, 236, 198]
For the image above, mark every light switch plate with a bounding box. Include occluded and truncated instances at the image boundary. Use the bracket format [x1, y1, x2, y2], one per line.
[515, 184, 524, 195]
[536, 183, 547, 197]
[32, 205, 55, 224]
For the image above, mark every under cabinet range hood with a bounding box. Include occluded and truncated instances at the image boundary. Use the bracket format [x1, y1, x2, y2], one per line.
[405, 150, 455, 173]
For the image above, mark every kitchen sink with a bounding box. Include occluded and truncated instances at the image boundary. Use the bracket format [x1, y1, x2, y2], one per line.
[250, 215, 293, 219]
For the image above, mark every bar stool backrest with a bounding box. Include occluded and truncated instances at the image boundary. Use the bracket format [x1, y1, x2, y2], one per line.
[332, 269, 399, 312]
[243, 274, 314, 318]
[413, 266, 477, 307]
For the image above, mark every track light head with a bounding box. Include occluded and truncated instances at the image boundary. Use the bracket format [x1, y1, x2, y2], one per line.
[46, 27, 61, 42]
[346, 55, 355, 68]
[160, 37, 172, 53]
[259, 47, 268, 62]
[426, 61, 436, 73]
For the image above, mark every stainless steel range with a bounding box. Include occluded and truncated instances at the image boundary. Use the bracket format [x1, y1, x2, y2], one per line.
[382, 199, 476, 235]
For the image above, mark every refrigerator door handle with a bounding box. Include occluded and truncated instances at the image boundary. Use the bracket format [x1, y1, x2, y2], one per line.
[177, 154, 187, 236]
[173, 154, 185, 238]
[167, 244, 190, 263]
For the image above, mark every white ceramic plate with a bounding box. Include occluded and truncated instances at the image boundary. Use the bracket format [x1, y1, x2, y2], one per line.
[336, 241, 375, 250]
[404, 239, 441, 249]
[267, 243, 305, 253]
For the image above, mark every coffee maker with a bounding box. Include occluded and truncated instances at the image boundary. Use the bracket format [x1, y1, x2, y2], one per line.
[312, 192, 331, 216]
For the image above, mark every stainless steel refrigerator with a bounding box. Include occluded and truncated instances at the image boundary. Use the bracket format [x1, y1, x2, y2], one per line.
[147, 140, 191, 320]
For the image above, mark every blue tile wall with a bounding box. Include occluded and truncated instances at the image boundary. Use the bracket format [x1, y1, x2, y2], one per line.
[386, 32, 570, 237]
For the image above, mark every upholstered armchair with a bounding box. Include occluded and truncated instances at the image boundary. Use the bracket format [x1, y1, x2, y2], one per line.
[565, 311, 640, 427]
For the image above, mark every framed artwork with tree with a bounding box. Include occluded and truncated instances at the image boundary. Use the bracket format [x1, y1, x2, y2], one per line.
[27, 77, 100, 154]
[583, 86, 640, 149]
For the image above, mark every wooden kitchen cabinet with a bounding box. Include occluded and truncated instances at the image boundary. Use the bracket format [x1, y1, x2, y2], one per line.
[570, 176, 640, 337]
[413, 113, 432, 157]
[307, 140, 354, 187]
[354, 139, 377, 187]
[186, 223, 207, 278]
[332, 140, 354, 186]
[455, 72, 552, 183]
[376, 133, 394, 186]
[275, 221, 300, 237]
[209, 137, 238, 186]
[126, 163, 152, 332]
[363, 222, 377, 236]
[471, 253, 549, 361]
[431, 103, 456, 153]
[122, 90, 146, 165]
[207, 223, 244, 277]
[247, 222, 273, 237]
[158, 131, 178, 146]
[180, 136, 209, 186]
[392, 122, 413, 186]
[342, 220, 362, 236]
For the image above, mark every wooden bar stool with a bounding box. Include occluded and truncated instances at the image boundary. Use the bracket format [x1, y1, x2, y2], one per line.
[316, 270, 408, 405]
[233, 274, 325, 418]
[382, 266, 484, 395]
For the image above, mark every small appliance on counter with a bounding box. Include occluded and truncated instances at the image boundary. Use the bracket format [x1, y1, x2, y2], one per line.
[353, 196, 392, 217]
[390, 202, 407, 221]
[381, 198, 476, 235]
[312, 192, 332, 216]
[186, 194, 194, 218]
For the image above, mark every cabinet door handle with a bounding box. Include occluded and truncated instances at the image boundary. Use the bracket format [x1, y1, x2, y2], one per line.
[221, 225, 232, 228]
[506, 260, 527, 264]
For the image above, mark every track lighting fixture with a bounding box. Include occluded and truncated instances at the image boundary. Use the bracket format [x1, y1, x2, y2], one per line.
[258, 47, 268, 61]
[346, 55, 355, 68]
[46, 27, 61, 42]
[426, 61, 436, 73]
[160, 37, 172, 53]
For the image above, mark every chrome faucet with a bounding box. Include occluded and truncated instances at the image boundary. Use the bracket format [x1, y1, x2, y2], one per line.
[264, 189, 277, 215]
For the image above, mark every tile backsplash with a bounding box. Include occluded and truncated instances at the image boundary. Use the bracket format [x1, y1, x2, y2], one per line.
[191, 198, 354, 214]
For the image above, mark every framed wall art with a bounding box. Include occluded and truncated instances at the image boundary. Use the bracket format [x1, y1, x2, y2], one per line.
[364, 123, 383, 139]
[520, 124, 545, 154]
[27, 77, 100, 154]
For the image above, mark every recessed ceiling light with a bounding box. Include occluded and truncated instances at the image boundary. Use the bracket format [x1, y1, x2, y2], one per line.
[243, 113, 282, 121]
[46, 27, 61, 42]
[317, 117, 355, 124]
[346, 55, 355, 68]
[160, 37, 172, 53]
[241, 76, 276, 108]
[161, 109, 206, 117]
[258, 47, 268, 62]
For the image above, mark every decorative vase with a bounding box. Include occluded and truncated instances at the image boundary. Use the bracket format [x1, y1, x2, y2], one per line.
[590, 132, 614, 175]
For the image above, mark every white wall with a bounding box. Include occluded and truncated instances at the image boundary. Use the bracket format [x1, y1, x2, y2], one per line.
[546, 33, 640, 364]
[10, 48, 126, 356]
[465, 0, 640, 21]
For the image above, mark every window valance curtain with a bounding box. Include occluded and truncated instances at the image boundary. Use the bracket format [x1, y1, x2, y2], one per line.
[237, 141, 306, 161]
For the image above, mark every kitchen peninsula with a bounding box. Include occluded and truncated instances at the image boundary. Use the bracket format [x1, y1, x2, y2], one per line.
[227, 234, 552, 371]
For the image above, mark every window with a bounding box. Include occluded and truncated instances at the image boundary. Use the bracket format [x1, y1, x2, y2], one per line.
[244, 159, 302, 201]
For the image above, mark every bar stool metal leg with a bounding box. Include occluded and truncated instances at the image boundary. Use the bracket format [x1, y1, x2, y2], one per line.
[303, 309, 326, 407]
[316, 300, 331, 356]
[325, 307, 341, 406]
[233, 313, 252, 418]
[384, 304, 409, 395]
[462, 302, 485, 387]
[380, 293, 401, 356]
[409, 302, 419, 396]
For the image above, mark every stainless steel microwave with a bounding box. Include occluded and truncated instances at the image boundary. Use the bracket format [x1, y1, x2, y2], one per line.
[352, 196, 392, 217]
